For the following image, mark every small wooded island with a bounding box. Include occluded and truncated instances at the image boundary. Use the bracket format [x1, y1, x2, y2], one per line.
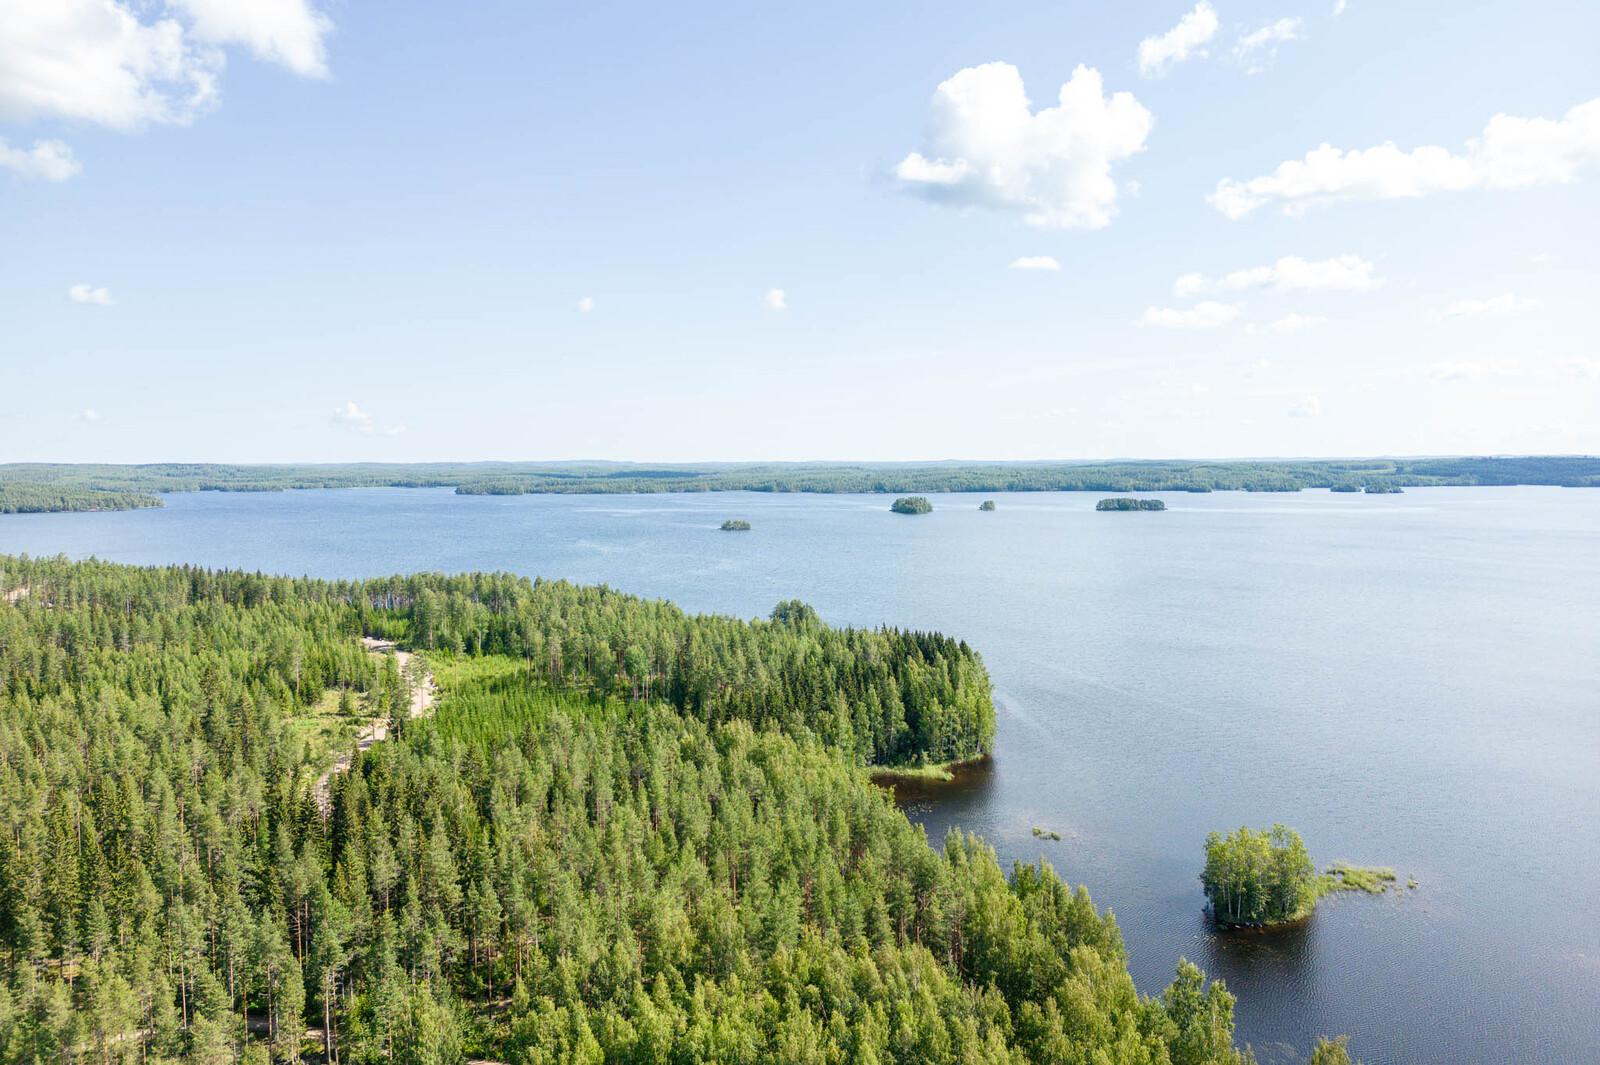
[979, 500, 996, 511]
[1202, 824, 1401, 928]
[720, 519, 751, 530]
[891, 496, 933, 514]
[1097, 497, 1166, 511]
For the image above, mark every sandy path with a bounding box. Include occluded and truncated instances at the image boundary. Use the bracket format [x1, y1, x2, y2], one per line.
[314, 637, 436, 814]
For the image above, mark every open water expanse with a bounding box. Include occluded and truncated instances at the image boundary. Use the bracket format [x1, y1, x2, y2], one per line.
[1, 486, 1596, 1064]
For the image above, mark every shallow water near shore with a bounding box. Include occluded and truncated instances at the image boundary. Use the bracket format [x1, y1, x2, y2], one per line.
[2, 485, 1596, 1064]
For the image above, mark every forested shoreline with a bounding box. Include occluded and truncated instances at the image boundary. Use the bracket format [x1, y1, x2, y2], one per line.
[0, 554, 1325, 1063]
[0, 484, 164, 515]
[1, 456, 1597, 513]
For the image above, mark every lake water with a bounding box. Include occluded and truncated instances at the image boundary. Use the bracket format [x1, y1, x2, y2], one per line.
[2, 487, 1596, 1065]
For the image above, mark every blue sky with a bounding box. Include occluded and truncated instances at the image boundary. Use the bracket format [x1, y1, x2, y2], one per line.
[3, 0, 1597, 463]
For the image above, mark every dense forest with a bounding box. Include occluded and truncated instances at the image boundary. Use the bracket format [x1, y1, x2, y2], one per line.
[0, 555, 1348, 1063]
[0, 483, 163, 514]
[1, 456, 1597, 512]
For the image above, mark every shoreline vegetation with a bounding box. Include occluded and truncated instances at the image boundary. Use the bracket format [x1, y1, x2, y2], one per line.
[0, 553, 1344, 1064]
[0, 455, 1595, 512]
[891, 495, 933, 514]
[867, 751, 990, 784]
[1097, 497, 1166, 511]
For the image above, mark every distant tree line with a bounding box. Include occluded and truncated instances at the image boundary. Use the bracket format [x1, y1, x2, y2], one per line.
[1, 456, 1597, 512]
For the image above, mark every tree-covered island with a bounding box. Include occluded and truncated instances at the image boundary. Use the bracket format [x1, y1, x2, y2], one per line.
[979, 500, 997, 511]
[1202, 825, 1401, 928]
[891, 495, 933, 514]
[719, 518, 751, 530]
[1097, 497, 1166, 511]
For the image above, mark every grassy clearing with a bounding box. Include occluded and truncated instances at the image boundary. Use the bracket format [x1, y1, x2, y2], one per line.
[284, 686, 374, 770]
[869, 763, 955, 783]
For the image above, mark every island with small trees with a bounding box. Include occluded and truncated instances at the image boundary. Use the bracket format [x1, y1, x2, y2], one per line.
[1201, 824, 1403, 928]
[1364, 484, 1404, 494]
[979, 499, 997, 511]
[720, 518, 752, 530]
[891, 495, 933, 514]
[1097, 497, 1166, 511]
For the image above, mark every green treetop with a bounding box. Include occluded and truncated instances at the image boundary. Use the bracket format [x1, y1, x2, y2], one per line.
[1201, 824, 1317, 925]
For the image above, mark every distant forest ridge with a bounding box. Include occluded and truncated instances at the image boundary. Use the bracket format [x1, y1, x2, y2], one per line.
[1, 456, 1597, 513]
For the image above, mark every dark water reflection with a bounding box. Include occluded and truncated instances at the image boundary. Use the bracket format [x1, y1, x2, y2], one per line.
[1, 486, 1596, 1065]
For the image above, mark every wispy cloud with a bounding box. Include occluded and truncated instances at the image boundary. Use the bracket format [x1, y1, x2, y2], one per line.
[1176, 254, 1380, 296]
[1439, 293, 1537, 318]
[1141, 301, 1242, 329]
[1009, 256, 1061, 271]
[1233, 18, 1303, 73]
[1429, 358, 1519, 381]
[762, 288, 787, 311]
[1561, 356, 1599, 381]
[576, 296, 594, 313]
[1288, 395, 1321, 417]
[1138, 2, 1219, 79]
[68, 284, 116, 306]
[1247, 313, 1328, 336]
[0, 139, 81, 182]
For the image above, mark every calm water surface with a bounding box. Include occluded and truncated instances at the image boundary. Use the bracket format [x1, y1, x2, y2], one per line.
[2, 487, 1596, 1064]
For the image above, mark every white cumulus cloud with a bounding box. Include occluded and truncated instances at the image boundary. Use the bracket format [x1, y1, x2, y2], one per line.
[1009, 256, 1061, 271]
[78, 409, 100, 423]
[895, 62, 1152, 230]
[762, 288, 787, 311]
[1210, 98, 1600, 218]
[1175, 254, 1380, 296]
[0, 138, 81, 181]
[1288, 395, 1321, 417]
[1138, 3, 1219, 79]
[0, 0, 333, 174]
[1233, 18, 1302, 72]
[1440, 293, 1537, 317]
[1334, 1, 1348, 15]
[170, 0, 333, 79]
[68, 283, 115, 305]
[576, 296, 594, 313]
[332, 401, 373, 433]
[1141, 301, 1242, 329]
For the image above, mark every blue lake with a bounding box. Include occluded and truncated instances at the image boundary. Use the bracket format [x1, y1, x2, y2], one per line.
[1, 486, 1596, 1064]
